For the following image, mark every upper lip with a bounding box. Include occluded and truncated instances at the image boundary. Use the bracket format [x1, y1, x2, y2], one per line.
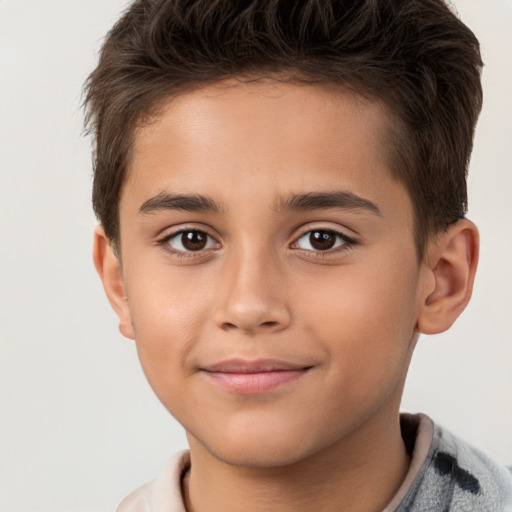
[201, 359, 311, 374]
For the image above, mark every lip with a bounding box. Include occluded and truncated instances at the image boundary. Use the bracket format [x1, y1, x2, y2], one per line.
[200, 359, 312, 394]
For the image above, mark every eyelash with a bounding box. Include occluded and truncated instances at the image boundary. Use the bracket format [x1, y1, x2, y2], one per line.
[292, 228, 356, 256]
[157, 227, 357, 258]
[157, 228, 220, 258]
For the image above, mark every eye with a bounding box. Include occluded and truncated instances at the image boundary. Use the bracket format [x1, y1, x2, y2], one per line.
[163, 230, 219, 253]
[294, 229, 352, 252]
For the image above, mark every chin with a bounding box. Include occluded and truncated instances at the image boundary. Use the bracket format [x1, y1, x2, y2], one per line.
[210, 439, 315, 469]
[187, 416, 327, 469]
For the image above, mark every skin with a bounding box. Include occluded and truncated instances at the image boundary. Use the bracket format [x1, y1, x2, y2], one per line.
[94, 80, 479, 512]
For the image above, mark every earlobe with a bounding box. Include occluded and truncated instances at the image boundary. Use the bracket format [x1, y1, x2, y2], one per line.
[93, 226, 135, 339]
[417, 220, 479, 335]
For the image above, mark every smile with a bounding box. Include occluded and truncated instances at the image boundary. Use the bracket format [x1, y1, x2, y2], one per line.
[200, 359, 312, 394]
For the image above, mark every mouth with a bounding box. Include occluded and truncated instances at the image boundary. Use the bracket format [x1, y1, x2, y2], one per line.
[200, 359, 313, 394]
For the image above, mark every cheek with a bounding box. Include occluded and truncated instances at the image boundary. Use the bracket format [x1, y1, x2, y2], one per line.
[123, 264, 213, 400]
[126, 256, 214, 334]
[299, 260, 419, 394]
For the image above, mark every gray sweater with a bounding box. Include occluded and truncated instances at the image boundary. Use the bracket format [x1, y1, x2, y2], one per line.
[391, 414, 512, 511]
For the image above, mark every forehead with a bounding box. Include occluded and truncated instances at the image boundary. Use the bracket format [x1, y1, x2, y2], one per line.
[133, 80, 389, 160]
[123, 79, 410, 224]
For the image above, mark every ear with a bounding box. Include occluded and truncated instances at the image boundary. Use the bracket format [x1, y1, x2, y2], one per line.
[93, 226, 135, 339]
[417, 219, 479, 335]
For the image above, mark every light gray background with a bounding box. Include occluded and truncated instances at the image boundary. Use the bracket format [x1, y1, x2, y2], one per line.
[1, 1, 511, 511]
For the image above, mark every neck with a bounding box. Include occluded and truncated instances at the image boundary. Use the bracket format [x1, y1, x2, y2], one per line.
[183, 409, 410, 512]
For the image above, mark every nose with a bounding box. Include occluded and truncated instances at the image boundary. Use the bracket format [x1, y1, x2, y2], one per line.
[213, 248, 291, 334]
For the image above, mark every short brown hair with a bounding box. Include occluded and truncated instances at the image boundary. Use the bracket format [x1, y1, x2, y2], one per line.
[83, 0, 483, 256]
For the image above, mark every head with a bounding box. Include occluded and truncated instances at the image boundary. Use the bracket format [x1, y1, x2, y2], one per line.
[84, 0, 483, 258]
[86, 0, 482, 468]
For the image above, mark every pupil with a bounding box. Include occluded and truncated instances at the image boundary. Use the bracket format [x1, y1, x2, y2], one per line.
[182, 231, 207, 251]
[310, 230, 336, 250]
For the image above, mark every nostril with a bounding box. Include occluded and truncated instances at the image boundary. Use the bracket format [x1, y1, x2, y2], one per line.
[221, 320, 279, 332]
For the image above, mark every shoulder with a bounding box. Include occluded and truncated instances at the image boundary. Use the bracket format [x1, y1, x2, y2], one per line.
[399, 420, 512, 511]
[116, 450, 190, 512]
[435, 425, 512, 506]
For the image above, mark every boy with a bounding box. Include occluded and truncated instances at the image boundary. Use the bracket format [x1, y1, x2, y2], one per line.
[84, 0, 512, 510]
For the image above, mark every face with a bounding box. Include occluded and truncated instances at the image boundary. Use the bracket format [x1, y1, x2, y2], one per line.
[114, 80, 431, 468]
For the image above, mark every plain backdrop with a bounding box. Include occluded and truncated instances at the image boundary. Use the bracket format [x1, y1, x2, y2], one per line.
[1, 1, 511, 511]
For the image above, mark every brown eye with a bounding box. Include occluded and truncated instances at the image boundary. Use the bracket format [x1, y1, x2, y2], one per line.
[309, 230, 337, 250]
[295, 229, 351, 252]
[181, 231, 208, 251]
[165, 230, 218, 253]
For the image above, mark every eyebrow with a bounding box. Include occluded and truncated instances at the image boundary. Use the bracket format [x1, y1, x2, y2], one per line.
[139, 192, 223, 214]
[276, 191, 381, 216]
[138, 190, 381, 217]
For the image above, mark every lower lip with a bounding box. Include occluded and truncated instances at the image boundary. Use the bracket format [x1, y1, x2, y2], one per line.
[202, 369, 308, 394]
